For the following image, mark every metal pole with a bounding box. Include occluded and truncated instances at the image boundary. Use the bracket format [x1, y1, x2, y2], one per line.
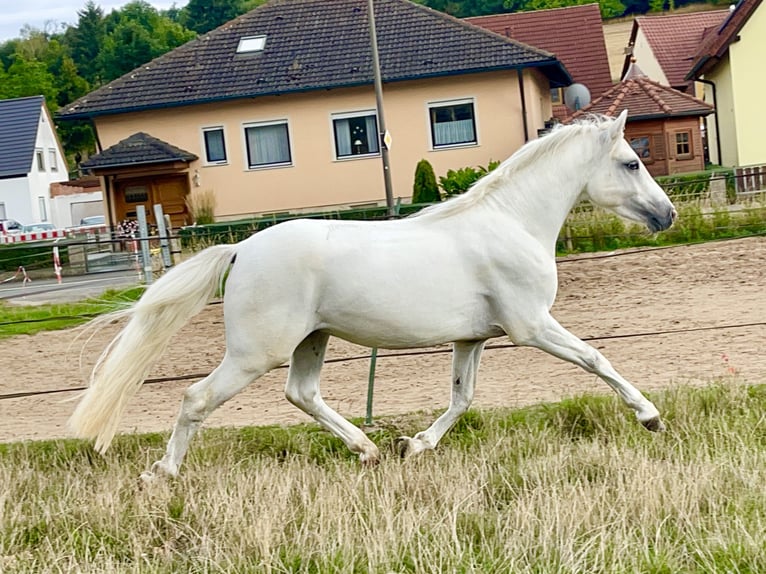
[365, 347, 378, 425]
[153, 204, 172, 270]
[136, 205, 153, 285]
[367, 0, 395, 217]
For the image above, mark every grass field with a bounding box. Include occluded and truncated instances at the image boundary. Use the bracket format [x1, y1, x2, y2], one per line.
[2, 380, 765, 573]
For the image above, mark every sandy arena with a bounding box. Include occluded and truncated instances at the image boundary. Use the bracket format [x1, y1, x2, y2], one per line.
[1, 236, 765, 444]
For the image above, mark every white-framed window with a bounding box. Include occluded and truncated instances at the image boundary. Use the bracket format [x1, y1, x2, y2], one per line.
[244, 120, 292, 169]
[331, 111, 379, 159]
[36, 149, 45, 171]
[237, 35, 267, 54]
[202, 127, 227, 164]
[38, 197, 48, 221]
[48, 149, 58, 171]
[428, 99, 477, 148]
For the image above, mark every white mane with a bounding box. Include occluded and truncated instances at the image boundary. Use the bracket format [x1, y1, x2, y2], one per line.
[415, 114, 617, 220]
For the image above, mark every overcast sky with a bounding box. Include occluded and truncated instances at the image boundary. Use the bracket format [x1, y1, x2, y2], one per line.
[0, 1, 187, 43]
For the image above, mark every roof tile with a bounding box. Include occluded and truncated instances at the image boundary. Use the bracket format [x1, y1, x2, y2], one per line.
[571, 61, 713, 121]
[687, 0, 763, 79]
[467, 4, 613, 100]
[80, 132, 197, 169]
[59, 0, 570, 119]
[0, 96, 43, 179]
[627, 10, 728, 90]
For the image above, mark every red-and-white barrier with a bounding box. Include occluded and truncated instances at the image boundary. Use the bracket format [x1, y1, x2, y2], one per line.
[1, 266, 31, 286]
[53, 246, 62, 284]
[0, 229, 67, 244]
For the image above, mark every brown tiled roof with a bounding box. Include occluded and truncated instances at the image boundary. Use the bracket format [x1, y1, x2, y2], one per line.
[687, 0, 763, 79]
[58, 0, 570, 120]
[622, 10, 728, 91]
[80, 132, 197, 170]
[467, 4, 613, 100]
[570, 61, 713, 121]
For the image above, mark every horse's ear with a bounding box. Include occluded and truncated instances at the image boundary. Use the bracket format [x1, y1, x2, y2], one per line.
[609, 109, 628, 141]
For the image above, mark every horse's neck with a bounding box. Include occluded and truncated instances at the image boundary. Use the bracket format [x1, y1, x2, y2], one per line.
[485, 152, 593, 251]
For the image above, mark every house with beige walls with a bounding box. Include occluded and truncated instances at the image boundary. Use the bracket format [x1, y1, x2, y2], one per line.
[686, 0, 765, 168]
[57, 0, 570, 226]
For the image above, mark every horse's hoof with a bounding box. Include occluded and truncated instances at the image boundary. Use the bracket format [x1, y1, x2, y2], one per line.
[139, 470, 157, 484]
[641, 416, 666, 432]
[359, 450, 380, 467]
[397, 436, 430, 458]
[396, 436, 413, 458]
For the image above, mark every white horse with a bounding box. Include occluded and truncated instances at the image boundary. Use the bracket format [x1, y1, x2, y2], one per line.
[69, 110, 676, 480]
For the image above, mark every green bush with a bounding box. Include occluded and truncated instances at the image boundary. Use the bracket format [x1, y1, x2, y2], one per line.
[0, 242, 69, 272]
[657, 169, 734, 203]
[439, 160, 500, 197]
[412, 159, 440, 204]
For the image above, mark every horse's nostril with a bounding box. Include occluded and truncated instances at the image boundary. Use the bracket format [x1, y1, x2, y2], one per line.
[671, 208, 678, 221]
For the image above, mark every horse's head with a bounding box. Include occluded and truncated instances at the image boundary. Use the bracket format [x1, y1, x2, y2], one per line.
[585, 110, 676, 232]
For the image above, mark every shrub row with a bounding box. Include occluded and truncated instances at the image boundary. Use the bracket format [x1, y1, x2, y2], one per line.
[0, 242, 69, 272]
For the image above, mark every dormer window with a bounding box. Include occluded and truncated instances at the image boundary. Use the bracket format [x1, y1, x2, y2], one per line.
[237, 35, 266, 54]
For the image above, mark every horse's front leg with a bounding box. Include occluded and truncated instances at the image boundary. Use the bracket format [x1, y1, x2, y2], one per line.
[399, 340, 486, 458]
[514, 313, 664, 431]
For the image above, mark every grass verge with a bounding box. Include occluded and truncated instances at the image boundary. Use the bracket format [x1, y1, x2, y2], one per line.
[0, 286, 145, 339]
[1, 381, 765, 572]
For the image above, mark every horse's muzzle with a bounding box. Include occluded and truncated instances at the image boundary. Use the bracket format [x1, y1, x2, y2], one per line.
[645, 205, 676, 232]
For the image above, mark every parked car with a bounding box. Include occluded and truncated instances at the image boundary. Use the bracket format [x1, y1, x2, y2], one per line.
[21, 222, 56, 233]
[80, 215, 106, 226]
[0, 219, 22, 234]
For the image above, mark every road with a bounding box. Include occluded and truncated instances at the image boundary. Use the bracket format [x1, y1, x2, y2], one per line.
[0, 269, 143, 304]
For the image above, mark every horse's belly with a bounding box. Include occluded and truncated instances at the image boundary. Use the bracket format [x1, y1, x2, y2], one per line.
[318, 304, 504, 349]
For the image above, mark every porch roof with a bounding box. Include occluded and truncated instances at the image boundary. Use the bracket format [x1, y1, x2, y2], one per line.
[80, 132, 197, 170]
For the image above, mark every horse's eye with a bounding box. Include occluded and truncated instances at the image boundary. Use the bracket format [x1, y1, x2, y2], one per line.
[626, 160, 640, 171]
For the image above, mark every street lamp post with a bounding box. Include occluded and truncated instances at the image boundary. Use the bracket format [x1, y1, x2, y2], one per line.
[367, 0, 395, 217]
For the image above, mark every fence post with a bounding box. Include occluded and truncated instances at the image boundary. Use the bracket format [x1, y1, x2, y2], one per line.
[166, 214, 181, 266]
[365, 347, 378, 425]
[153, 204, 173, 270]
[52, 245, 62, 284]
[136, 205, 153, 285]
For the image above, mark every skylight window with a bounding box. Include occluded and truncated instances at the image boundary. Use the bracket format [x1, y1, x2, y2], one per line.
[237, 35, 267, 53]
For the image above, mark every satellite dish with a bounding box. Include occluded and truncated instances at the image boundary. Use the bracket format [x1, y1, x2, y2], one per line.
[564, 83, 591, 112]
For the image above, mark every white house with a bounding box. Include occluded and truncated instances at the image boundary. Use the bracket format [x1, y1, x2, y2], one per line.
[0, 95, 68, 227]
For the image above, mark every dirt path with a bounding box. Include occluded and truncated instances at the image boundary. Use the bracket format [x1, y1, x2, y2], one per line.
[2, 237, 765, 443]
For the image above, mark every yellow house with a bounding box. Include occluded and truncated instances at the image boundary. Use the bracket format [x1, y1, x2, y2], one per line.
[686, 0, 765, 168]
[57, 0, 570, 226]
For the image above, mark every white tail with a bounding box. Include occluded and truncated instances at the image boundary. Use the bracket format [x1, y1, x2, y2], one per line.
[69, 244, 237, 453]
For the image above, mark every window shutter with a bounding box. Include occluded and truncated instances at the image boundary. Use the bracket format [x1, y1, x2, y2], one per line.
[653, 134, 666, 160]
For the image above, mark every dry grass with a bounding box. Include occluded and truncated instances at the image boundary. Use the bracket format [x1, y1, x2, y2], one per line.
[2, 381, 766, 572]
[185, 189, 217, 225]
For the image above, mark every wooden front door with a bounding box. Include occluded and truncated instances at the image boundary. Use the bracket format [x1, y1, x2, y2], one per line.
[114, 175, 190, 228]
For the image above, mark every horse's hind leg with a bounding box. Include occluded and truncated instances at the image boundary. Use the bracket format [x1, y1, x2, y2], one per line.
[141, 353, 281, 481]
[399, 340, 485, 458]
[285, 331, 380, 465]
